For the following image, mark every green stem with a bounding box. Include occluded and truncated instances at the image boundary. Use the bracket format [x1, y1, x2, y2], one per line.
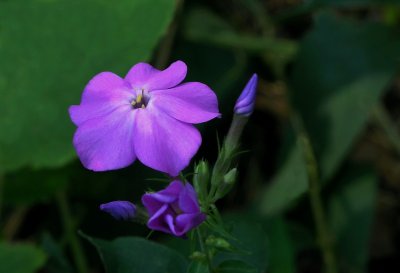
[0, 172, 4, 228]
[373, 104, 400, 155]
[196, 227, 213, 273]
[56, 192, 89, 273]
[154, 0, 184, 68]
[292, 113, 337, 273]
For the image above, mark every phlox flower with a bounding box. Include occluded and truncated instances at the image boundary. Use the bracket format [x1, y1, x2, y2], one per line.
[69, 61, 220, 176]
[142, 180, 206, 237]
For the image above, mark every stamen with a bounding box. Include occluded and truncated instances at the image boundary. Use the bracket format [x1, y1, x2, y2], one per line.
[136, 94, 143, 104]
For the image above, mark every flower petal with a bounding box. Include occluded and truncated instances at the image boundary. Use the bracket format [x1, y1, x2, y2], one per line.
[147, 204, 174, 234]
[125, 61, 187, 91]
[179, 182, 201, 213]
[173, 213, 207, 236]
[69, 72, 132, 126]
[73, 106, 136, 171]
[151, 82, 220, 124]
[133, 104, 201, 176]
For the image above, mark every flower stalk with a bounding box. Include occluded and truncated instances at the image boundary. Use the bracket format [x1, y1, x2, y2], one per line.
[292, 113, 337, 273]
[57, 191, 89, 273]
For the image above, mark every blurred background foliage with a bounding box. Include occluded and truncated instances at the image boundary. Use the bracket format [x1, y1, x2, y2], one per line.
[1, 0, 400, 272]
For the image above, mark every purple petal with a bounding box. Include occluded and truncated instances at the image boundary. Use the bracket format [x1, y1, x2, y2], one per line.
[234, 74, 258, 116]
[173, 213, 207, 236]
[125, 61, 187, 91]
[133, 104, 201, 176]
[179, 183, 201, 213]
[69, 72, 132, 126]
[147, 204, 174, 234]
[100, 201, 136, 221]
[73, 106, 136, 171]
[151, 82, 220, 124]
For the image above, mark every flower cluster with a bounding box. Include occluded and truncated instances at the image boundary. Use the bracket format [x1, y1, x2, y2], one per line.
[70, 61, 257, 237]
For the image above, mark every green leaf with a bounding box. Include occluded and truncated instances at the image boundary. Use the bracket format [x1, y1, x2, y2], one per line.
[329, 168, 378, 273]
[215, 213, 269, 273]
[0, 243, 46, 273]
[291, 12, 400, 182]
[187, 262, 209, 273]
[41, 233, 73, 273]
[260, 137, 308, 215]
[0, 0, 176, 172]
[265, 217, 296, 273]
[261, 12, 400, 215]
[4, 168, 68, 205]
[81, 233, 188, 273]
[216, 260, 258, 273]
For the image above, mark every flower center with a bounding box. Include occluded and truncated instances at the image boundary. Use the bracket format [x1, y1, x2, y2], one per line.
[131, 89, 149, 109]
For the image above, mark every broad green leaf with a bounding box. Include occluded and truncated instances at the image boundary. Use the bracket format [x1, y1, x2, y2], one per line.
[41, 233, 73, 273]
[0, 243, 46, 273]
[265, 217, 296, 273]
[215, 213, 269, 273]
[329, 168, 378, 273]
[261, 12, 400, 215]
[291, 12, 400, 181]
[216, 260, 258, 273]
[3, 167, 68, 205]
[81, 233, 188, 273]
[0, 0, 176, 171]
[187, 262, 209, 273]
[261, 138, 308, 215]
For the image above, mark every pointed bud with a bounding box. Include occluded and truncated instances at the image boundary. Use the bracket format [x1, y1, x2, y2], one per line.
[206, 235, 232, 251]
[193, 161, 210, 203]
[223, 168, 237, 185]
[100, 201, 136, 221]
[234, 74, 258, 117]
[214, 168, 238, 200]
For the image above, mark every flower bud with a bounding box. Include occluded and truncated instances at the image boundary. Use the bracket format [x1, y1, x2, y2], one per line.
[223, 168, 237, 185]
[189, 251, 207, 262]
[214, 168, 238, 200]
[100, 201, 136, 221]
[234, 74, 258, 117]
[193, 161, 210, 203]
[206, 235, 232, 251]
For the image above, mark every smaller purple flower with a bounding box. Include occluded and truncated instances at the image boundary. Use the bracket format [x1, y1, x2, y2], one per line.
[100, 201, 136, 221]
[142, 180, 206, 237]
[234, 74, 258, 116]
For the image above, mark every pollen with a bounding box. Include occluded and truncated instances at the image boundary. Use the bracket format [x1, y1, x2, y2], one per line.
[131, 90, 148, 109]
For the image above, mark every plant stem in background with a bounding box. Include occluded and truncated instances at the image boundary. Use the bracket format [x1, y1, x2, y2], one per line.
[373, 104, 400, 155]
[292, 113, 338, 273]
[155, 0, 185, 69]
[3, 206, 28, 241]
[57, 192, 89, 273]
[197, 227, 213, 273]
[0, 172, 3, 229]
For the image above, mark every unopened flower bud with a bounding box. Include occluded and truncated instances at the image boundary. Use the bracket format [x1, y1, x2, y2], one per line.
[234, 74, 258, 117]
[193, 161, 210, 203]
[223, 168, 237, 185]
[100, 201, 136, 221]
[206, 235, 232, 251]
[189, 251, 207, 262]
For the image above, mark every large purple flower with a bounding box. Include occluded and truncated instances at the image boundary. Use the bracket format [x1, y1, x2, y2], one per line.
[142, 180, 206, 237]
[69, 61, 219, 176]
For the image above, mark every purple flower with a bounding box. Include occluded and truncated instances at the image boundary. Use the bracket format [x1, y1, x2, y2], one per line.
[142, 180, 206, 237]
[100, 201, 136, 221]
[69, 61, 219, 176]
[234, 74, 258, 116]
